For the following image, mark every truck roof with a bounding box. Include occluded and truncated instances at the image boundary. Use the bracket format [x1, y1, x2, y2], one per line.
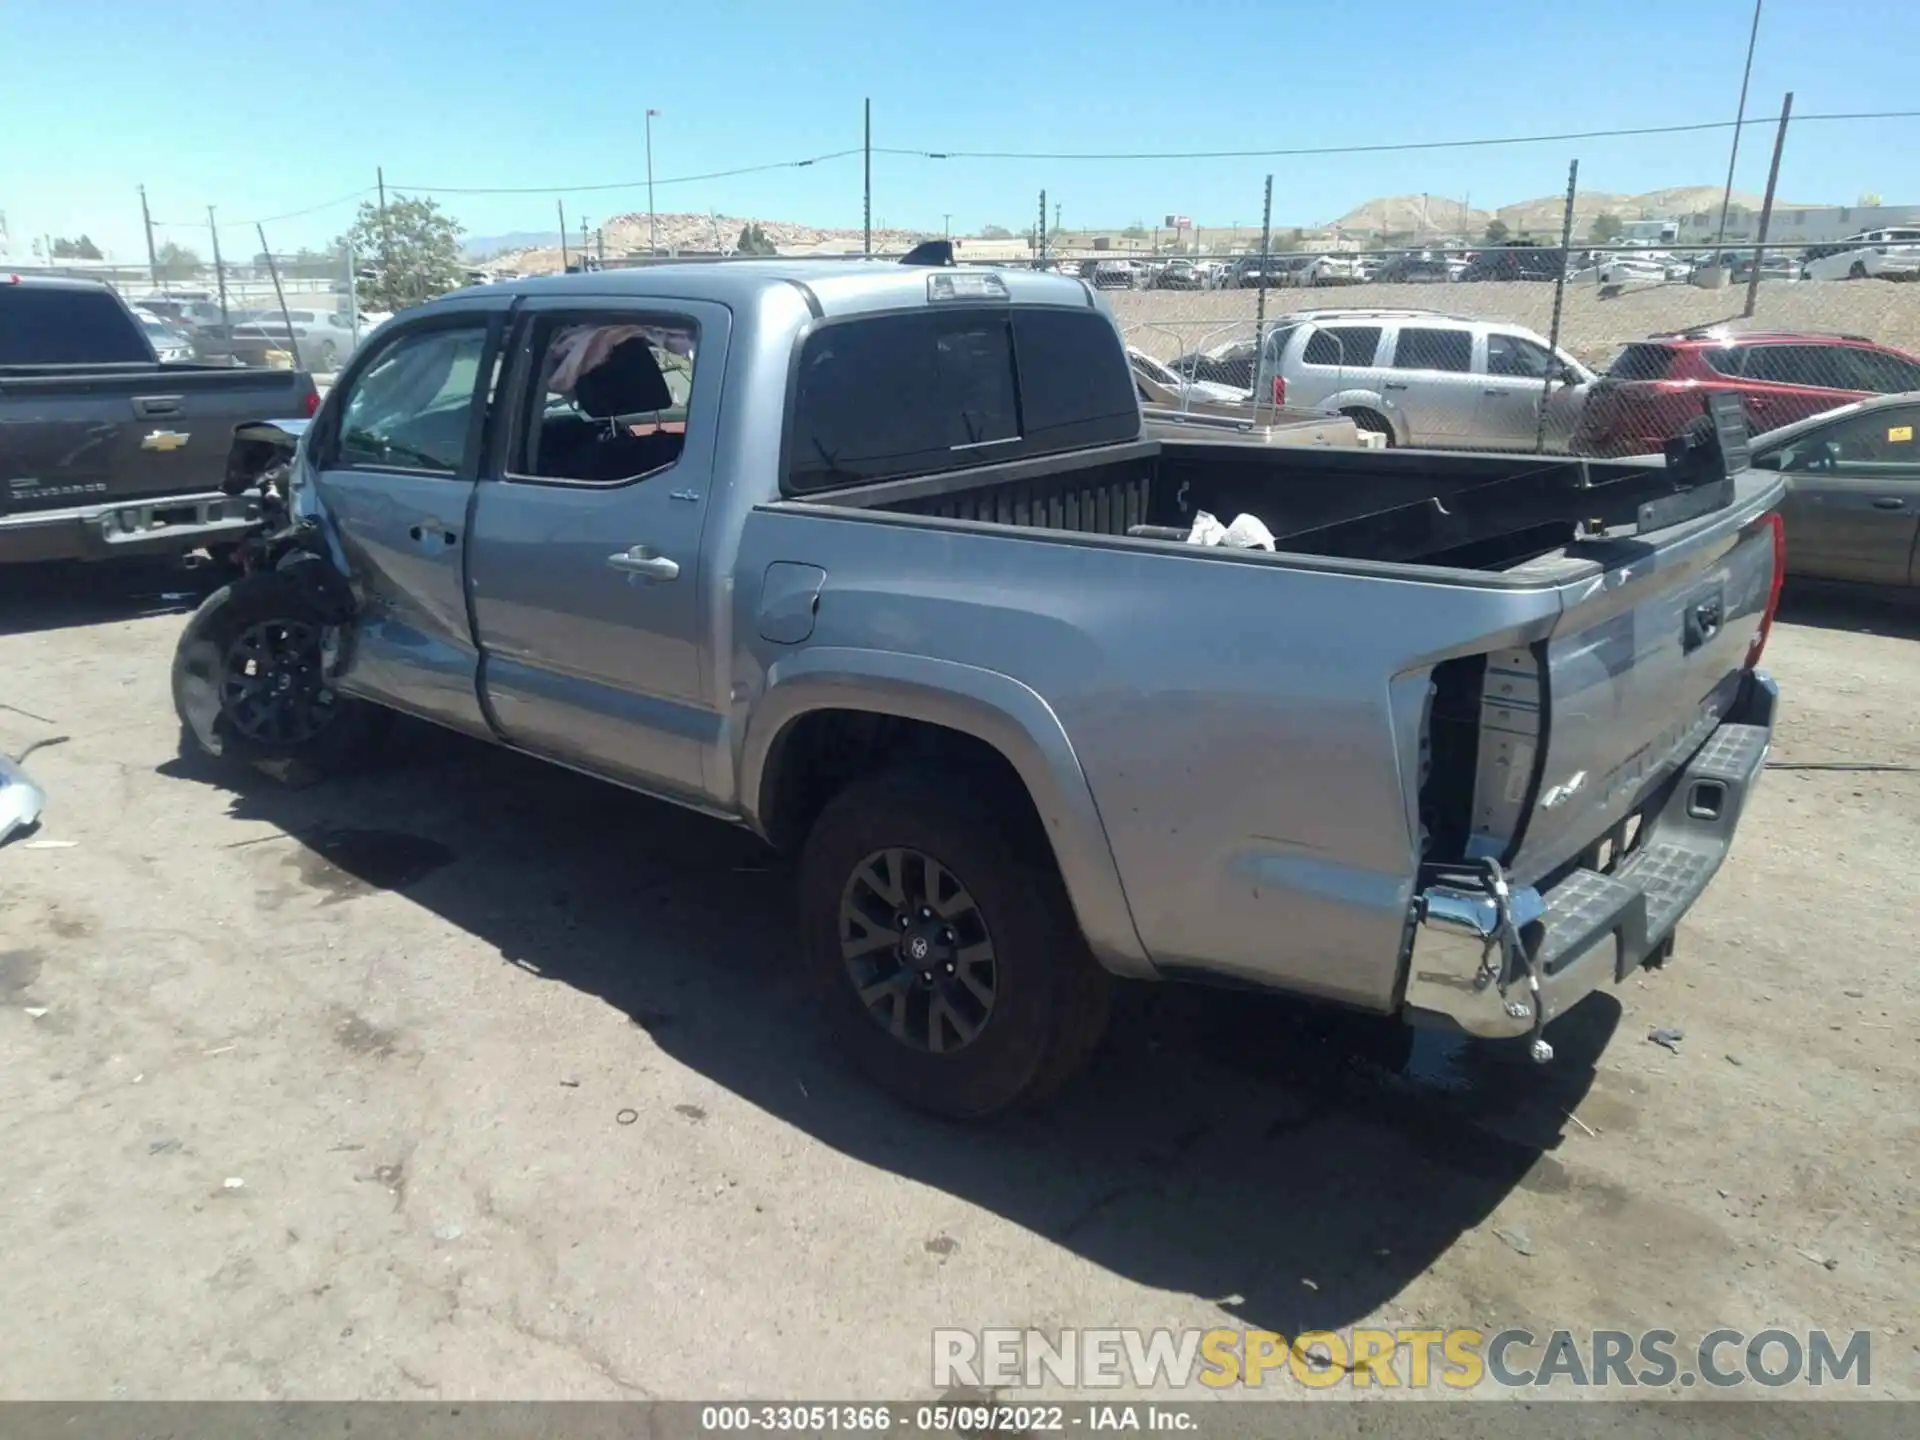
[3, 273, 117, 293]
[455, 261, 1104, 318]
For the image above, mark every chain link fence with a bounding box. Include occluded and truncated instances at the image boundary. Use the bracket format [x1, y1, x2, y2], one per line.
[1111, 234, 1920, 456]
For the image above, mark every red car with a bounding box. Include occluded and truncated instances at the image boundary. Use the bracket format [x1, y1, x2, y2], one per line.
[1571, 328, 1920, 458]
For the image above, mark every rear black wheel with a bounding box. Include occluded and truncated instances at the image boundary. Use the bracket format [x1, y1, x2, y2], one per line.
[172, 567, 388, 774]
[1342, 407, 1396, 446]
[798, 771, 1110, 1118]
[1849, 260, 1869, 280]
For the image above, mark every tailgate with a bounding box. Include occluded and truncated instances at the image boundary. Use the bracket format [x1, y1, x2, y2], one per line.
[0, 369, 316, 514]
[1502, 469, 1785, 883]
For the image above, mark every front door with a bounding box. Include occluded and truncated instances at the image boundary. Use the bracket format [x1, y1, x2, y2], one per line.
[1772, 404, 1920, 587]
[305, 311, 503, 736]
[466, 299, 729, 803]
[1477, 331, 1557, 450]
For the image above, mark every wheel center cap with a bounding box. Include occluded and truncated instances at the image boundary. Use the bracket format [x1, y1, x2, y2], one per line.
[905, 934, 932, 964]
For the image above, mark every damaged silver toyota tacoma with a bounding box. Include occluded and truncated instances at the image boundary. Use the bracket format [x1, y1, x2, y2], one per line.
[172, 261, 1784, 1118]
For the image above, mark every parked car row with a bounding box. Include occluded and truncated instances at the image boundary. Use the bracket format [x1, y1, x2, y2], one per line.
[120, 290, 382, 372]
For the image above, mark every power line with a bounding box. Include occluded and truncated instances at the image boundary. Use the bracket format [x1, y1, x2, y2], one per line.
[875, 108, 1920, 163]
[393, 149, 863, 196]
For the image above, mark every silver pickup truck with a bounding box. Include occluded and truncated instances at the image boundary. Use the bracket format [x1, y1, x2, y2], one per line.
[171, 262, 1785, 1119]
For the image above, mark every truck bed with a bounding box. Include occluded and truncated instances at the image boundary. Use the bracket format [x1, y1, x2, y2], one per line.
[789, 433, 1731, 576]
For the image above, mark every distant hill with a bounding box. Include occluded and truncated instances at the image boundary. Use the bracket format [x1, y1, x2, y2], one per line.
[465, 211, 931, 272]
[1332, 186, 1822, 237]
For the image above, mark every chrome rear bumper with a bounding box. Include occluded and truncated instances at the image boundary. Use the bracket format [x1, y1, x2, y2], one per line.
[1403, 670, 1778, 1040]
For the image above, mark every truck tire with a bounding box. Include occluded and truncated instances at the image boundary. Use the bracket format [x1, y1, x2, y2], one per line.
[172, 567, 388, 774]
[1342, 407, 1395, 446]
[797, 770, 1111, 1119]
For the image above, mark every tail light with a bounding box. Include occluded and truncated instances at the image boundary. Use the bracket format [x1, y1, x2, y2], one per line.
[1271, 374, 1287, 407]
[1747, 511, 1786, 668]
[303, 388, 321, 418]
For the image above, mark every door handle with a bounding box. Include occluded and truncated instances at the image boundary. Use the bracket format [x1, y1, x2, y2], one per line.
[408, 524, 457, 547]
[1872, 497, 1905, 510]
[606, 546, 680, 581]
[1483, 388, 1509, 396]
[133, 396, 182, 417]
[1383, 381, 1410, 391]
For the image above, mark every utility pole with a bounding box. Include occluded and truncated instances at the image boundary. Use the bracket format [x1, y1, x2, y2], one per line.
[596, 227, 606, 265]
[1254, 175, 1273, 407]
[863, 98, 872, 258]
[1037, 190, 1047, 269]
[1054, 202, 1063, 244]
[1745, 92, 1794, 319]
[376, 167, 395, 305]
[646, 109, 659, 257]
[1715, 0, 1766, 255]
[943, 213, 951, 238]
[256, 223, 300, 371]
[581, 217, 590, 264]
[206, 206, 229, 331]
[138, 185, 160, 289]
[1536, 159, 1580, 454]
[558, 199, 570, 271]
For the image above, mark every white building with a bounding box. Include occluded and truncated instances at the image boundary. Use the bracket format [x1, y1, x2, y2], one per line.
[1761, 203, 1920, 246]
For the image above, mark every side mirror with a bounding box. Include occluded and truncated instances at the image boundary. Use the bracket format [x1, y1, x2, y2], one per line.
[1819, 438, 1843, 469]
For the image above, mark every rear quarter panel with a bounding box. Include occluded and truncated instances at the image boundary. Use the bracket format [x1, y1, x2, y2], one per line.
[730, 507, 1565, 1009]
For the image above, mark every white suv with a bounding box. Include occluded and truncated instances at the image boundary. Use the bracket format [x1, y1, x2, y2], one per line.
[1801, 229, 1920, 282]
[1252, 309, 1595, 451]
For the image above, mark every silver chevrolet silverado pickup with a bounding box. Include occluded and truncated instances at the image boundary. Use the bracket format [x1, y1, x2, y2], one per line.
[171, 261, 1785, 1118]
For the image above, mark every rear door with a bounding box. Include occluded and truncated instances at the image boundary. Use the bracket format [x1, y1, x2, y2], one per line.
[1284, 324, 1382, 410]
[1384, 325, 1478, 444]
[307, 306, 505, 736]
[1771, 404, 1920, 586]
[1738, 343, 1866, 432]
[466, 298, 727, 803]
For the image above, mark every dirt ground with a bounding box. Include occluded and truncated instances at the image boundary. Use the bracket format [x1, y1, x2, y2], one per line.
[1, 562, 1916, 1404]
[1111, 279, 1920, 370]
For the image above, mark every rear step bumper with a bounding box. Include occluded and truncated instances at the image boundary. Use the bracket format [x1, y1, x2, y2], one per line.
[1403, 670, 1778, 1040]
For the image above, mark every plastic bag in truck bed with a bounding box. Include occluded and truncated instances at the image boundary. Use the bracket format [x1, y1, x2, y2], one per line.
[1186, 510, 1277, 551]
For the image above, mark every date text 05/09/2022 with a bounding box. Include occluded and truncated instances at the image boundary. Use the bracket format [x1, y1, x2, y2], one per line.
[697, 1404, 1198, 1432]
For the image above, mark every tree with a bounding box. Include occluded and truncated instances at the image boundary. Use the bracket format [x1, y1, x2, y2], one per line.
[1589, 212, 1625, 243]
[338, 194, 466, 311]
[155, 241, 201, 280]
[1483, 218, 1511, 245]
[734, 222, 776, 256]
[1121, 221, 1149, 241]
[979, 224, 1012, 240]
[51, 234, 105, 260]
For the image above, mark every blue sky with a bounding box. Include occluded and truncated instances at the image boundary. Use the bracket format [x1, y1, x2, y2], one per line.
[3, 0, 1915, 260]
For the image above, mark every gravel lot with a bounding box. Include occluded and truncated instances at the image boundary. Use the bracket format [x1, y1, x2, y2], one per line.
[1111, 279, 1920, 370]
[1, 562, 1916, 1404]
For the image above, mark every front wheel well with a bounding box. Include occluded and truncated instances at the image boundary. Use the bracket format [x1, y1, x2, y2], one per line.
[759, 710, 1050, 863]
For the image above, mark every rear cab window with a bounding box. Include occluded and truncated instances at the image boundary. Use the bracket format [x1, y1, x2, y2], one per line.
[0, 285, 153, 365]
[784, 305, 1136, 493]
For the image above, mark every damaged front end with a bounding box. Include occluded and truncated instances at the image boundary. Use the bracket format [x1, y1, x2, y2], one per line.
[172, 420, 380, 773]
